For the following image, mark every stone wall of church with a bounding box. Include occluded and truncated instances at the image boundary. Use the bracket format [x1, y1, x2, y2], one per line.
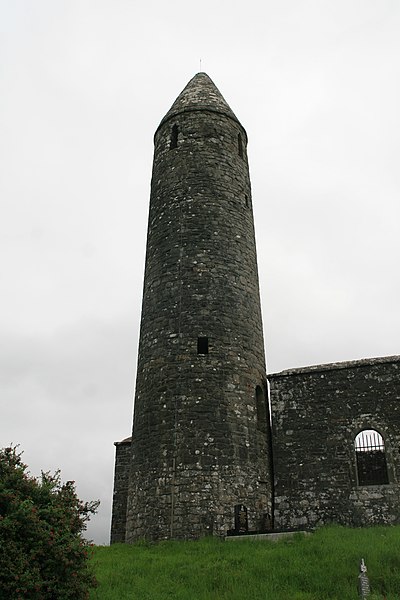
[110, 437, 131, 543]
[269, 356, 400, 530]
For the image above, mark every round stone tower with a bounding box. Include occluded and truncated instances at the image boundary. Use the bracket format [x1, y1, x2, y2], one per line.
[124, 73, 272, 541]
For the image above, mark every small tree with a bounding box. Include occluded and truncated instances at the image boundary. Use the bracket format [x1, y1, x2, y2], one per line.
[0, 446, 99, 599]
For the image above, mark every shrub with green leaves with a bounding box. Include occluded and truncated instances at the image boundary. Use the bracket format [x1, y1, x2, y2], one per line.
[0, 446, 99, 599]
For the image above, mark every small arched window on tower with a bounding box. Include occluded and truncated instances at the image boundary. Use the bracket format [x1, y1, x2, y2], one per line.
[170, 124, 179, 149]
[355, 429, 389, 486]
[238, 133, 243, 158]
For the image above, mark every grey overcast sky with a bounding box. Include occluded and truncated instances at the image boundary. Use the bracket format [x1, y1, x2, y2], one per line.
[1, 0, 399, 544]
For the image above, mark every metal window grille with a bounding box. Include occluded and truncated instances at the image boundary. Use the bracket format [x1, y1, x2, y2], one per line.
[355, 430, 389, 486]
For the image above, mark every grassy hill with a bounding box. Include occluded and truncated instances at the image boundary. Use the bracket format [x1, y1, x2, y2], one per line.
[90, 525, 400, 599]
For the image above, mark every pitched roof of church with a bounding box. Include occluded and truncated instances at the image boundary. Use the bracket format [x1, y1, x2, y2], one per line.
[157, 72, 244, 133]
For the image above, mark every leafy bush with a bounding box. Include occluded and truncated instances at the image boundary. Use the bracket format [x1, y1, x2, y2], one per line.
[0, 446, 99, 599]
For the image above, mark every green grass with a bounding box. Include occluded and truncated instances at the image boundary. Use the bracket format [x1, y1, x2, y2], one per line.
[90, 525, 400, 599]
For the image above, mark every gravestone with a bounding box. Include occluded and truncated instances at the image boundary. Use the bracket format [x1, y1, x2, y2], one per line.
[358, 558, 370, 598]
[234, 504, 248, 534]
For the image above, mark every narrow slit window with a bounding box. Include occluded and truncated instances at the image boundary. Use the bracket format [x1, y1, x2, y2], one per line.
[170, 124, 179, 149]
[355, 429, 389, 485]
[245, 194, 249, 207]
[238, 133, 243, 158]
[256, 386, 267, 433]
[197, 336, 208, 355]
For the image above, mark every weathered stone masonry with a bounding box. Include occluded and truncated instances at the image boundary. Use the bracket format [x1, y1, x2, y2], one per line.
[269, 356, 400, 530]
[111, 73, 400, 543]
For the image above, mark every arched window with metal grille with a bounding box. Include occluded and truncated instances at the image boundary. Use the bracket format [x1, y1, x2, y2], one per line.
[355, 429, 389, 486]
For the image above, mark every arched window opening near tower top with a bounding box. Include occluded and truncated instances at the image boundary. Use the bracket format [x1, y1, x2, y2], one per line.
[256, 386, 267, 433]
[170, 124, 179, 149]
[197, 336, 208, 355]
[238, 133, 243, 158]
[355, 429, 389, 486]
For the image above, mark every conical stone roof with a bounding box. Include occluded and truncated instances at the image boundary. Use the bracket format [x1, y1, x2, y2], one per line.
[157, 72, 243, 133]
